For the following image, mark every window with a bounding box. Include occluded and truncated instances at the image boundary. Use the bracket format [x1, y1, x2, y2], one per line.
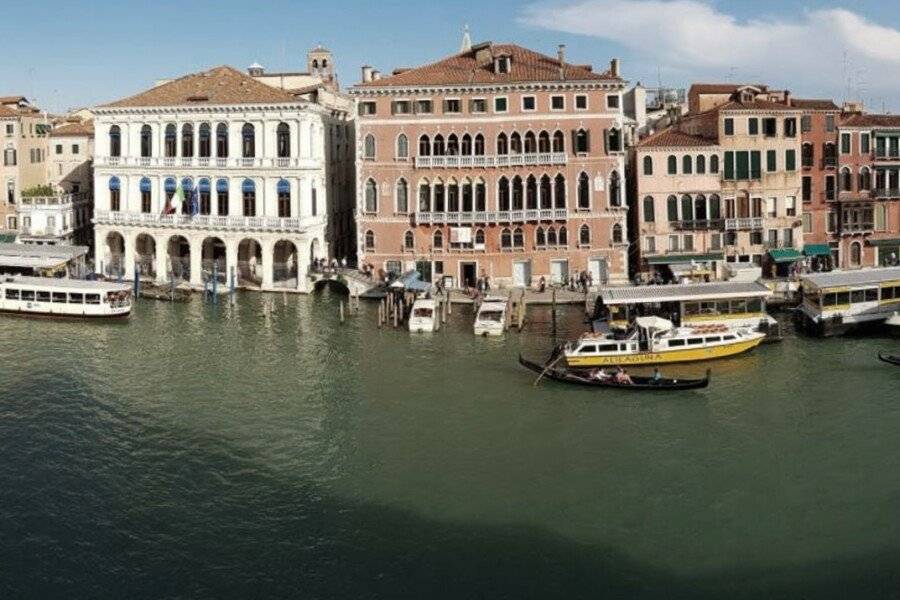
[681, 194, 693, 221]
[802, 213, 812, 233]
[802, 143, 814, 167]
[859, 167, 871, 191]
[785, 196, 796, 217]
[840, 168, 852, 192]
[469, 99, 486, 113]
[433, 230, 443, 249]
[762, 118, 776, 137]
[276, 122, 290, 158]
[668, 235, 679, 252]
[643, 196, 654, 222]
[724, 118, 734, 135]
[766, 197, 777, 218]
[391, 100, 411, 115]
[277, 179, 291, 218]
[551, 95, 565, 110]
[181, 123, 194, 157]
[500, 228, 512, 248]
[404, 230, 414, 250]
[363, 134, 375, 160]
[841, 132, 851, 154]
[575, 95, 588, 110]
[109, 125, 121, 157]
[536, 226, 546, 246]
[611, 223, 622, 244]
[513, 227, 524, 248]
[682, 234, 693, 251]
[696, 155, 706, 174]
[359, 102, 377, 116]
[415, 99, 433, 114]
[784, 118, 797, 138]
[580, 224, 591, 245]
[646, 236, 656, 253]
[554, 174, 565, 209]
[140, 177, 152, 213]
[667, 195, 678, 222]
[609, 171, 621, 207]
[785, 149, 796, 171]
[643, 155, 653, 175]
[710, 155, 719, 173]
[553, 130, 564, 153]
[216, 123, 228, 157]
[198, 123, 211, 158]
[667, 155, 677, 175]
[242, 179, 256, 216]
[801, 115, 812, 132]
[494, 97, 508, 113]
[364, 179, 378, 213]
[826, 115, 835, 132]
[709, 195, 721, 220]
[606, 94, 620, 109]
[522, 96, 536, 111]
[607, 128, 621, 152]
[72, 144, 79, 154]
[443, 99, 461, 113]
[55, 144, 62, 154]
[577, 172, 590, 209]
[766, 149, 777, 172]
[748, 118, 759, 135]
[861, 132, 871, 154]
[364, 230, 375, 251]
[574, 129, 589, 154]
[241, 124, 255, 158]
[216, 179, 229, 215]
[682, 155, 692, 174]
[802, 176, 812, 202]
[109, 176, 121, 211]
[396, 134, 408, 159]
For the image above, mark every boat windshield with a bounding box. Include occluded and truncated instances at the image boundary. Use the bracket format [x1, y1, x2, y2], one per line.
[413, 308, 433, 318]
[478, 310, 504, 322]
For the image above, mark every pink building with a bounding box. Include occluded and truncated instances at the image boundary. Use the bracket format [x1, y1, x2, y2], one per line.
[350, 41, 630, 288]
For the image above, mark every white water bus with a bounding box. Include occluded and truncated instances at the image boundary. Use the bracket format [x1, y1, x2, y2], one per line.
[797, 267, 900, 336]
[0, 275, 132, 319]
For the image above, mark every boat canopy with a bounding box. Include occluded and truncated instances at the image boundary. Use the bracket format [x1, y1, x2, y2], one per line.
[801, 266, 900, 291]
[768, 248, 804, 263]
[634, 315, 673, 332]
[0, 242, 88, 270]
[803, 244, 832, 257]
[597, 281, 771, 305]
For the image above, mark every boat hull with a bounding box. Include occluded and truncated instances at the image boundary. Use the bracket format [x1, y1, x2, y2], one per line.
[519, 355, 710, 390]
[564, 336, 763, 367]
[0, 306, 131, 320]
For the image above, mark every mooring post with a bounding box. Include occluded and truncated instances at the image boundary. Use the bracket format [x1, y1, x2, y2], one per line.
[340, 300, 345, 323]
[170, 269, 176, 303]
[229, 266, 236, 305]
[133, 261, 140, 297]
[551, 287, 557, 336]
[212, 262, 218, 305]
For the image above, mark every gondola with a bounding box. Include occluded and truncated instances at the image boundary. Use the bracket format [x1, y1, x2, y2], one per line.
[519, 355, 710, 390]
[878, 352, 900, 366]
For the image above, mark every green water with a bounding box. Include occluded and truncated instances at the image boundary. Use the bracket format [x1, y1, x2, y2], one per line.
[1, 289, 899, 598]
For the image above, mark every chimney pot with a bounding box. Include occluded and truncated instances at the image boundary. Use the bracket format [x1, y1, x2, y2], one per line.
[610, 58, 620, 77]
[372, 70, 381, 81]
[558, 44, 566, 64]
[361, 65, 373, 83]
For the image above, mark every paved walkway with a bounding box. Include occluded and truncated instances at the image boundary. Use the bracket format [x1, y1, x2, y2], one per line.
[445, 287, 593, 306]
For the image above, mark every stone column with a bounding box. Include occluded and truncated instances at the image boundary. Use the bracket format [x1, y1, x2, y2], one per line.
[225, 238, 239, 289]
[123, 230, 136, 281]
[155, 234, 169, 285]
[189, 235, 203, 287]
[261, 238, 275, 289]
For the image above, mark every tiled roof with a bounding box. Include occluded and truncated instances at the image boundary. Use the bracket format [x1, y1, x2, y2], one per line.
[0, 95, 26, 105]
[719, 99, 799, 112]
[355, 42, 619, 88]
[0, 105, 17, 118]
[841, 113, 900, 128]
[690, 83, 768, 94]
[101, 65, 300, 108]
[637, 127, 715, 148]
[50, 120, 94, 137]
[791, 98, 839, 110]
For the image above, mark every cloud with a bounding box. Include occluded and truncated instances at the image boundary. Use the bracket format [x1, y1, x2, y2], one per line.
[520, 0, 900, 108]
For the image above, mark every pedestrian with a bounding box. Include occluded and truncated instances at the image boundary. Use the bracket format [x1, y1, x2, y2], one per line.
[340, 257, 347, 269]
[484, 275, 491, 292]
[587, 270, 593, 289]
[538, 275, 546, 293]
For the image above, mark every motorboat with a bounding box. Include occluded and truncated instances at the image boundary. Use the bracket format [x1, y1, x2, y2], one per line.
[474, 295, 507, 336]
[408, 298, 438, 333]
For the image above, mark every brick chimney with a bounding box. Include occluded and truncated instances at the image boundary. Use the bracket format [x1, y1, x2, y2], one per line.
[610, 58, 620, 78]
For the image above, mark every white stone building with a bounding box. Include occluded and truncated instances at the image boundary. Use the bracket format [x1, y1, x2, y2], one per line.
[91, 61, 353, 291]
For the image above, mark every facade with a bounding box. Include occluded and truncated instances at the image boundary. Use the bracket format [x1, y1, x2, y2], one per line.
[92, 53, 354, 291]
[0, 96, 51, 236]
[633, 84, 804, 280]
[350, 41, 630, 289]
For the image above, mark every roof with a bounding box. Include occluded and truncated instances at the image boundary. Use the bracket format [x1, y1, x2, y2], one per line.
[801, 266, 900, 289]
[0, 105, 17, 118]
[841, 113, 900, 128]
[355, 42, 619, 88]
[1, 275, 130, 291]
[719, 99, 800, 112]
[0, 95, 27, 104]
[50, 120, 94, 137]
[690, 83, 769, 94]
[791, 98, 839, 111]
[638, 127, 716, 148]
[101, 65, 300, 108]
[598, 281, 772, 305]
[0, 243, 88, 269]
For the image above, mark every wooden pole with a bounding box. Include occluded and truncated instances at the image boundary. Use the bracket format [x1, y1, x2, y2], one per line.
[339, 300, 345, 323]
[551, 288, 557, 336]
[533, 352, 565, 387]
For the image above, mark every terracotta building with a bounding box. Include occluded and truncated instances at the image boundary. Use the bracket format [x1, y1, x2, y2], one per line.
[350, 41, 630, 288]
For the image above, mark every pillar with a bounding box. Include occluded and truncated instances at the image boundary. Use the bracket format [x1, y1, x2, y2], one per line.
[261, 239, 275, 289]
[225, 238, 239, 287]
[155, 234, 169, 285]
[123, 230, 136, 281]
[189, 235, 203, 287]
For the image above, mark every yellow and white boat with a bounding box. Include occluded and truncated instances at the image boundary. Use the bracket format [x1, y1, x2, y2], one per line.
[563, 316, 764, 367]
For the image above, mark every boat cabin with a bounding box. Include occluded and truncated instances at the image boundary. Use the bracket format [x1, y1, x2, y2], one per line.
[798, 266, 900, 336]
[0, 275, 132, 318]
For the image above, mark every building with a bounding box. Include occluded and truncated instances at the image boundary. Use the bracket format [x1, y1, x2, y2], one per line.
[91, 50, 354, 291]
[350, 40, 630, 289]
[0, 96, 51, 237]
[632, 84, 804, 281]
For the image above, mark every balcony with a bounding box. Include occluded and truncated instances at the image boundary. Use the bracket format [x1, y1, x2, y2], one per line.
[840, 223, 874, 236]
[95, 156, 317, 169]
[93, 210, 314, 233]
[724, 217, 763, 231]
[413, 209, 568, 226]
[17, 192, 91, 212]
[671, 219, 725, 231]
[414, 152, 567, 169]
[874, 188, 900, 199]
[821, 156, 837, 169]
[873, 152, 900, 162]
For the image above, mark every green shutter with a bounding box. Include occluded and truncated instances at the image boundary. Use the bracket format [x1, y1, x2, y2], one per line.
[767, 149, 777, 172]
[736, 151, 750, 180]
[786, 149, 796, 171]
[724, 151, 735, 180]
[724, 119, 734, 135]
[750, 151, 761, 179]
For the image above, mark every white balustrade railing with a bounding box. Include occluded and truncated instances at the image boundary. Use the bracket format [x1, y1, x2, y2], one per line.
[725, 217, 764, 230]
[93, 209, 311, 232]
[94, 156, 316, 169]
[413, 209, 570, 225]
[17, 192, 90, 211]
[414, 152, 567, 169]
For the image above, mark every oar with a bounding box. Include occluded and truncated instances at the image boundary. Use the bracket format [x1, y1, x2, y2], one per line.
[533, 353, 565, 387]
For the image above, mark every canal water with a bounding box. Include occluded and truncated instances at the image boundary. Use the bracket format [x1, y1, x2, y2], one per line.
[1, 289, 899, 599]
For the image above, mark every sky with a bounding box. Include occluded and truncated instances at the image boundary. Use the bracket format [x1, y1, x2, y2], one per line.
[3, 0, 900, 113]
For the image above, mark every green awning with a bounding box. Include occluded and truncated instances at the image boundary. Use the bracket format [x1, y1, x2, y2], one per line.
[646, 252, 724, 265]
[0, 234, 16, 243]
[868, 238, 900, 248]
[768, 248, 804, 263]
[803, 244, 832, 257]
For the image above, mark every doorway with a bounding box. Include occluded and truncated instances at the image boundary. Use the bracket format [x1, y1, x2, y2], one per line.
[513, 260, 531, 287]
[460, 261, 477, 289]
[588, 258, 608, 286]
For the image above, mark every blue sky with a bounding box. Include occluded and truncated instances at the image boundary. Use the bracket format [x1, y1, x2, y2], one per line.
[4, 0, 899, 113]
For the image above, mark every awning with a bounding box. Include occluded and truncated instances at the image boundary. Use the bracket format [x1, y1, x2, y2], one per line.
[645, 252, 724, 265]
[768, 248, 804, 263]
[868, 238, 900, 248]
[803, 244, 832, 257]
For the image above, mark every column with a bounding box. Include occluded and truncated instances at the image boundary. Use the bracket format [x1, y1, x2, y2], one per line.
[189, 235, 203, 287]
[154, 234, 168, 284]
[123, 230, 136, 281]
[225, 238, 239, 289]
[296, 244, 309, 292]
[261, 239, 275, 289]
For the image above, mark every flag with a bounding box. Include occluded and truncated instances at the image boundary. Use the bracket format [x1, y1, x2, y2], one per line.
[172, 184, 184, 215]
[190, 186, 199, 216]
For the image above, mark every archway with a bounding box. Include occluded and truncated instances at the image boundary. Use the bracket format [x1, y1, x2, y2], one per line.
[167, 235, 191, 283]
[237, 238, 263, 286]
[105, 231, 125, 277]
[135, 234, 156, 279]
[273, 240, 299, 288]
[309, 237, 321, 266]
[201, 237, 226, 283]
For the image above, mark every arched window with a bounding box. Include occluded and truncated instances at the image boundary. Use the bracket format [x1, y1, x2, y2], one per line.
[198, 178, 211, 215]
[696, 155, 706, 174]
[575, 129, 589, 153]
[396, 179, 408, 213]
[609, 171, 621, 207]
[497, 133, 508, 155]
[840, 167, 853, 192]
[363, 134, 376, 159]
[859, 166, 871, 191]
[524, 131, 536, 153]
[433, 229, 443, 249]
[364, 230, 375, 251]
[475, 178, 486, 211]
[277, 179, 291, 217]
[164, 177, 176, 204]
[555, 174, 566, 209]
[461, 177, 473, 212]
[446, 134, 459, 156]
[139, 177, 151, 213]
[607, 127, 621, 152]
[643, 155, 653, 175]
[475, 229, 485, 246]
[612, 223, 622, 244]
[498, 177, 510, 211]
[510, 132, 522, 154]
[680, 194, 693, 222]
[140, 125, 152, 158]
[109, 125, 121, 157]
[418, 180, 430, 212]
[396, 134, 408, 159]
[164, 124, 176, 157]
[850, 241, 862, 266]
[694, 194, 707, 221]
[433, 134, 445, 156]
[447, 178, 460, 212]
[474, 134, 485, 156]
[643, 196, 655, 223]
[197, 123, 212, 158]
[418, 135, 431, 156]
[682, 155, 692, 175]
[181, 123, 194, 157]
[802, 142, 814, 167]
[216, 179, 229, 216]
[108, 176, 121, 211]
[536, 226, 546, 246]
[461, 134, 472, 155]
[540, 175, 552, 209]
[513, 227, 524, 248]
[404, 230, 414, 250]
[242, 179, 256, 217]
[547, 226, 557, 246]
[553, 130, 565, 153]
[500, 228, 512, 248]
[578, 172, 590, 209]
[433, 178, 445, 212]
[216, 123, 228, 157]
[538, 131, 550, 153]
[667, 155, 677, 174]
[277, 122, 291, 158]
[242, 124, 255, 158]
[512, 175, 523, 210]
[709, 194, 721, 220]
[559, 226, 568, 245]
[526, 175, 537, 210]
[710, 155, 719, 173]
[580, 224, 591, 245]
[364, 179, 377, 213]
[667, 195, 678, 222]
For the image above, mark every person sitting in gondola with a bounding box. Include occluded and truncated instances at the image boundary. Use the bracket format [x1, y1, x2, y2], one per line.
[614, 367, 633, 385]
[589, 368, 611, 381]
